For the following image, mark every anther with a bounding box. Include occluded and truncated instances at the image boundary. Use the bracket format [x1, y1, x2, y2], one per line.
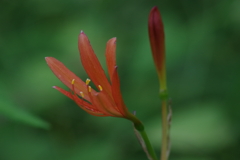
[71, 79, 75, 84]
[98, 85, 103, 91]
[85, 78, 91, 85]
[80, 91, 84, 98]
[88, 86, 92, 92]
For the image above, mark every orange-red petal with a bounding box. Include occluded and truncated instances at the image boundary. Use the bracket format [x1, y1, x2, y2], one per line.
[53, 86, 95, 111]
[111, 66, 129, 117]
[78, 32, 111, 94]
[96, 91, 122, 117]
[87, 90, 112, 116]
[53, 86, 73, 100]
[45, 57, 97, 101]
[71, 94, 106, 117]
[105, 37, 117, 81]
[68, 84, 106, 117]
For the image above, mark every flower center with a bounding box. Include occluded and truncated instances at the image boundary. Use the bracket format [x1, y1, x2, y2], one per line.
[71, 78, 103, 99]
[85, 78, 103, 92]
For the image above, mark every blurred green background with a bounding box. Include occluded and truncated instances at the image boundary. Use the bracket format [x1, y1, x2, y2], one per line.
[1, 0, 240, 160]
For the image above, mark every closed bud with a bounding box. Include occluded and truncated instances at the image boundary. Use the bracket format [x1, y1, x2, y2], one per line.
[148, 6, 167, 92]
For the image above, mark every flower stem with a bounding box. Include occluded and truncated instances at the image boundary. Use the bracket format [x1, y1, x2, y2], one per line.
[133, 120, 158, 160]
[140, 129, 158, 160]
[161, 98, 168, 160]
[159, 90, 170, 160]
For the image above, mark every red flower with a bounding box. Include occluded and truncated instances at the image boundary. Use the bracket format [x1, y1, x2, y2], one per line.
[45, 31, 136, 120]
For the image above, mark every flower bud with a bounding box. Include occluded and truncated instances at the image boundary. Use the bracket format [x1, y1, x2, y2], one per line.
[148, 6, 167, 91]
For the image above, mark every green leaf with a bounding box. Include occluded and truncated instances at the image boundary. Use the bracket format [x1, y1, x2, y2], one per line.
[0, 91, 50, 129]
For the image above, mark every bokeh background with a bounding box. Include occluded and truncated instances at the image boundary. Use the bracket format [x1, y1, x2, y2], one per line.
[1, 0, 240, 160]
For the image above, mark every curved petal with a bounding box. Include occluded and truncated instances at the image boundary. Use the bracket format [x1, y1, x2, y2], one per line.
[78, 32, 111, 95]
[87, 90, 112, 116]
[53, 86, 104, 116]
[70, 83, 106, 117]
[53, 86, 73, 100]
[96, 91, 122, 117]
[46, 57, 97, 101]
[111, 66, 129, 117]
[105, 37, 116, 81]
[71, 94, 107, 117]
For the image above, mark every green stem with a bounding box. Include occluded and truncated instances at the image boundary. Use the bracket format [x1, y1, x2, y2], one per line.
[160, 90, 169, 160]
[139, 129, 158, 160]
[132, 119, 158, 160]
[161, 99, 168, 160]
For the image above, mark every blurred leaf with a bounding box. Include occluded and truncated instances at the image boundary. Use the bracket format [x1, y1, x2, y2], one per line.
[0, 85, 50, 129]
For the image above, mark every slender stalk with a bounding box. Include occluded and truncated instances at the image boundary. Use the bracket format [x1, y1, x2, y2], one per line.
[160, 98, 168, 160]
[159, 66, 170, 160]
[148, 6, 171, 159]
[133, 121, 158, 160]
[139, 129, 158, 160]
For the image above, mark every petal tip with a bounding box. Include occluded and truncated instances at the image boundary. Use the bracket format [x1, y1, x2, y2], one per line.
[113, 37, 117, 43]
[80, 30, 85, 34]
[152, 6, 158, 10]
[150, 6, 159, 13]
[45, 57, 50, 63]
[108, 37, 117, 45]
[45, 57, 54, 63]
[150, 6, 161, 17]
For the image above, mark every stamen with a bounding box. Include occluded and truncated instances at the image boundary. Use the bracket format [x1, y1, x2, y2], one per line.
[86, 78, 91, 85]
[98, 85, 103, 91]
[80, 91, 84, 98]
[88, 86, 92, 92]
[71, 79, 75, 84]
